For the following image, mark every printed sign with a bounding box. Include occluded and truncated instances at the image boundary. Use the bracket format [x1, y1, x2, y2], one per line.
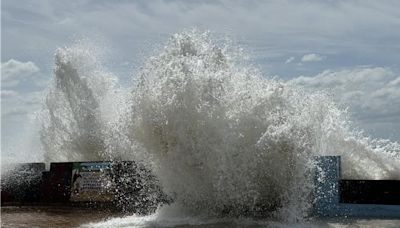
[70, 162, 114, 202]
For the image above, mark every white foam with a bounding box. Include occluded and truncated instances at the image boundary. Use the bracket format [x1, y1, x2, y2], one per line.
[40, 29, 400, 222]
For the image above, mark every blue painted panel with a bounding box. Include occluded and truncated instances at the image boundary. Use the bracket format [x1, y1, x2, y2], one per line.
[313, 156, 400, 218]
[313, 156, 341, 216]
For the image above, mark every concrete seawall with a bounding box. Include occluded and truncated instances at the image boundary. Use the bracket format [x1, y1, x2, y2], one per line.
[2, 157, 400, 218]
[1, 161, 167, 214]
[314, 156, 400, 218]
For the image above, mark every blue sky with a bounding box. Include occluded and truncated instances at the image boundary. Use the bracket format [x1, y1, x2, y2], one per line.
[2, 0, 400, 161]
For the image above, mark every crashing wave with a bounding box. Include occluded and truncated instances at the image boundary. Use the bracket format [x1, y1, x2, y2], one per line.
[40, 30, 400, 220]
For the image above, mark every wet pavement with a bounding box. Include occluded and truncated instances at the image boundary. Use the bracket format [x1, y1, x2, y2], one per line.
[1, 206, 123, 228]
[2, 206, 400, 228]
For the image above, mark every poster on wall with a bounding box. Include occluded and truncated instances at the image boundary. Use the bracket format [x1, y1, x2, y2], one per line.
[70, 162, 114, 202]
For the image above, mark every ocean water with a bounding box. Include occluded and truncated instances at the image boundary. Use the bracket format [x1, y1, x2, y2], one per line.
[33, 29, 400, 226]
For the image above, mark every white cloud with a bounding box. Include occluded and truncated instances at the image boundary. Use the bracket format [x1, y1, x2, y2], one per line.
[2, 0, 400, 71]
[1, 59, 42, 138]
[290, 67, 400, 124]
[1, 59, 40, 88]
[1, 90, 19, 98]
[1, 0, 400, 154]
[301, 53, 325, 62]
[3, 108, 29, 118]
[285, 57, 295, 64]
